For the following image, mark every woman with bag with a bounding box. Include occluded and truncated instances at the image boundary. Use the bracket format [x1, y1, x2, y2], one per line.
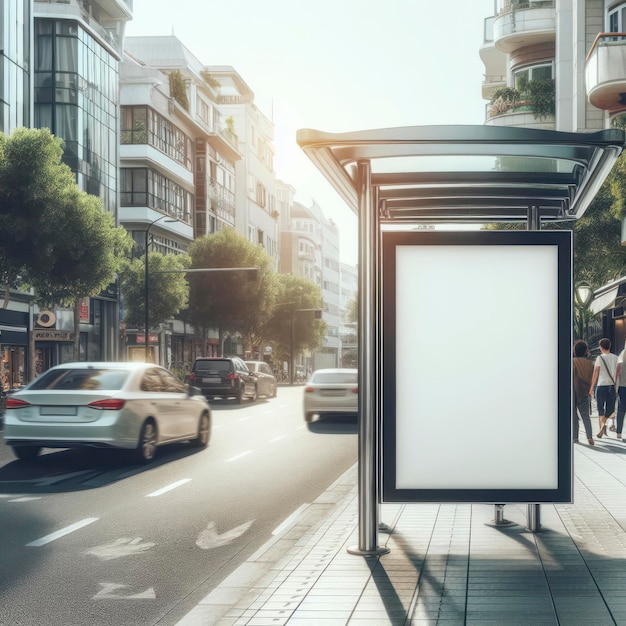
[590, 338, 619, 438]
[573, 340, 595, 445]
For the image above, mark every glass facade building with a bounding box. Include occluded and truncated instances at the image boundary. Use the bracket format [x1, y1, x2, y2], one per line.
[34, 18, 118, 214]
[0, 0, 31, 132]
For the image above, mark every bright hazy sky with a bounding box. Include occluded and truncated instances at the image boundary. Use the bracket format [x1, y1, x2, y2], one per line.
[125, 1, 497, 263]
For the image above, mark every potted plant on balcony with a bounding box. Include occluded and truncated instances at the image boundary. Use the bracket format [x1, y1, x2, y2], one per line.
[518, 76, 555, 119]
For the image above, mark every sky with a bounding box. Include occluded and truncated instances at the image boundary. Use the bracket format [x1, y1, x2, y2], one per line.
[125, 0, 497, 264]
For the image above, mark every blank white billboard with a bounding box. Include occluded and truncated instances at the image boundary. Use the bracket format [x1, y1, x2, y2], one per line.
[381, 231, 572, 503]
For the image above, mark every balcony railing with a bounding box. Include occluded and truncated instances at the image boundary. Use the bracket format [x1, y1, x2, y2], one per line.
[585, 32, 626, 111]
[498, 0, 554, 14]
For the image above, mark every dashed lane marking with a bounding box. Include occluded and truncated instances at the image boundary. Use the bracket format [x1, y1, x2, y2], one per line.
[225, 451, 252, 463]
[26, 517, 99, 547]
[145, 478, 191, 498]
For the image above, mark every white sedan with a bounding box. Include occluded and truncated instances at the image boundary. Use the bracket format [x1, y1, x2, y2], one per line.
[3, 362, 211, 463]
[303, 368, 358, 423]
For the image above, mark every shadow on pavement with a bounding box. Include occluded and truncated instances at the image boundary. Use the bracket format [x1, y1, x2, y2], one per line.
[307, 414, 358, 434]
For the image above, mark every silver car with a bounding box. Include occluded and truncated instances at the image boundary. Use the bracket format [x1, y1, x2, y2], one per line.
[303, 368, 358, 423]
[244, 361, 278, 398]
[3, 362, 211, 463]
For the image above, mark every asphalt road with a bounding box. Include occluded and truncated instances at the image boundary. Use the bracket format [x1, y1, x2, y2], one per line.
[0, 385, 358, 626]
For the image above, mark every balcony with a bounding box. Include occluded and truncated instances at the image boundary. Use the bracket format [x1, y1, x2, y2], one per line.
[480, 16, 507, 99]
[493, 1, 556, 53]
[585, 33, 626, 113]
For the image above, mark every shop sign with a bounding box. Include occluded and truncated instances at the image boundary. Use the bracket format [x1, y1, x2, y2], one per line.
[79, 298, 90, 322]
[33, 329, 74, 341]
[136, 334, 158, 344]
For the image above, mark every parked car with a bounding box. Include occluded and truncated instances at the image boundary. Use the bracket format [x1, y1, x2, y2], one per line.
[189, 357, 257, 403]
[303, 368, 358, 422]
[3, 362, 211, 463]
[244, 361, 278, 398]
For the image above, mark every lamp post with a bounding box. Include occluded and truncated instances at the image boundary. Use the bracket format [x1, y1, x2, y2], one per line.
[144, 215, 174, 362]
[574, 282, 594, 341]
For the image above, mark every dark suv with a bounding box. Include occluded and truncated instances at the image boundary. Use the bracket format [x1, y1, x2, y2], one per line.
[189, 357, 257, 403]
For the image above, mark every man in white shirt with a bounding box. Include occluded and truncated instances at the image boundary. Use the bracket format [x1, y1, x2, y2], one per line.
[590, 337, 619, 438]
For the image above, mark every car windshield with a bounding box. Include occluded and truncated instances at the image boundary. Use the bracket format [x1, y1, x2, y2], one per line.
[28, 368, 130, 391]
[312, 372, 357, 384]
[195, 360, 232, 374]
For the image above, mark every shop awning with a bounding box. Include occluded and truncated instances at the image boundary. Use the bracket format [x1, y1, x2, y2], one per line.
[590, 287, 620, 315]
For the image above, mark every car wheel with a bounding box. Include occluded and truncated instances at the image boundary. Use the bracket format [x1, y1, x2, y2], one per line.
[136, 420, 158, 462]
[236, 384, 245, 404]
[13, 446, 42, 462]
[304, 412, 314, 423]
[250, 384, 258, 402]
[192, 413, 211, 448]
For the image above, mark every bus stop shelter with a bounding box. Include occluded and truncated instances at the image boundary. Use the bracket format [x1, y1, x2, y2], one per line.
[297, 125, 625, 555]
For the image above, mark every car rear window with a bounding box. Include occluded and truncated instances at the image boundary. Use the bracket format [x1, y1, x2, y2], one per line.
[29, 368, 129, 391]
[194, 360, 233, 374]
[312, 372, 358, 384]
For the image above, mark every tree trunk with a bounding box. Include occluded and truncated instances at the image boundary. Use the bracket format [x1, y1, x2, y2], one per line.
[28, 320, 36, 382]
[73, 300, 81, 361]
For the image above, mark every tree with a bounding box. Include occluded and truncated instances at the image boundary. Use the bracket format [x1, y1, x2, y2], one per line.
[0, 128, 133, 376]
[118, 252, 191, 331]
[187, 228, 277, 355]
[263, 273, 326, 368]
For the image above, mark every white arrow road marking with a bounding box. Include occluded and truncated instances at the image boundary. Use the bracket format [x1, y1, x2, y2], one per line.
[195, 520, 254, 550]
[27, 518, 98, 547]
[87, 537, 157, 561]
[146, 478, 191, 498]
[93, 583, 156, 600]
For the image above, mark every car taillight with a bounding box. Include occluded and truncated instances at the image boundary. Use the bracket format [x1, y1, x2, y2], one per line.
[227, 373, 237, 380]
[304, 387, 314, 393]
[189, 372, 196, 381]
[6, 397, 30, 409]
[351, 388, 358, 393]
[87, 399, 126, 410]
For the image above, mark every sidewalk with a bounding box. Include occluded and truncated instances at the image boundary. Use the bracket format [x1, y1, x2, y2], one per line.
[178, 423, 626, 625]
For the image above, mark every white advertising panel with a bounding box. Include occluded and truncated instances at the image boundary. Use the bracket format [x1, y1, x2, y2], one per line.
[381, 231, 572, 503]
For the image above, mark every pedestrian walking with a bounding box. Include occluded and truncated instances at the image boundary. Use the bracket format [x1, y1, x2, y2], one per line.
[590, 338, 619, 438]
[573, 340, 595, 445]
[615, 347, 626, 441]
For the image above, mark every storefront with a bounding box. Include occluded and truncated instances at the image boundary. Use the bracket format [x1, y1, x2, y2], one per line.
[0, 307, 29, 391]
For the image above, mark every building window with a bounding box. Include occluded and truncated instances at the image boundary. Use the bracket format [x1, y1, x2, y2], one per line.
[513, 62, 553, 87]
[120, 167, 193, 224]
[120, 105, 194, 171]
[609, 3, 626, 36]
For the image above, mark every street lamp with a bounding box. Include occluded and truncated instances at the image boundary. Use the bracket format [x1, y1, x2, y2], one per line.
[144, 215, 175, 362]
[574, 282, 594, 341]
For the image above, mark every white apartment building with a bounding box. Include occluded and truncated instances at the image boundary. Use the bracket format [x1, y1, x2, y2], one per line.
[481, 0, 624, 133]
[206, 65, 279, 269]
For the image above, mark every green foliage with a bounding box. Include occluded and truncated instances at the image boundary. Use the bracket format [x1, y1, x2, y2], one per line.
[168, 70, 189, 110]
[346, 297, 358, 324]
[224, 116, 237, 137]
[263, 273, 326, 365]
[200, 70, 221, 90]
[489, 79, 555, 120]
[187, 228, 277, 350]
[0, 127, 133, 308]
[119, 252, 190, 330]
[517, 76, 555, 119]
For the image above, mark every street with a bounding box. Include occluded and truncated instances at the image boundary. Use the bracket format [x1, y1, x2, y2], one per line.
[0, 385, 357, 626]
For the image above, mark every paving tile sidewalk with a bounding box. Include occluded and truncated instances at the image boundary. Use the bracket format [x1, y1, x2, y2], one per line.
[178, 429, 626, 625]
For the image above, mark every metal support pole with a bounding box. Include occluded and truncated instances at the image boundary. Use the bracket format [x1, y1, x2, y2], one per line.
[348, 160, 388, 557]
[526, 205, 542, 533]
[527, 504, 541, 532]
[290, 310, 294, 386]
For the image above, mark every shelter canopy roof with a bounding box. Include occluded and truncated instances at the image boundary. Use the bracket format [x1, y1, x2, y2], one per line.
[296, 125, 625, 224]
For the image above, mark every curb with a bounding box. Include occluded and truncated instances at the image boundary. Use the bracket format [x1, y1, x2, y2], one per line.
[176, 463, 358, 625]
